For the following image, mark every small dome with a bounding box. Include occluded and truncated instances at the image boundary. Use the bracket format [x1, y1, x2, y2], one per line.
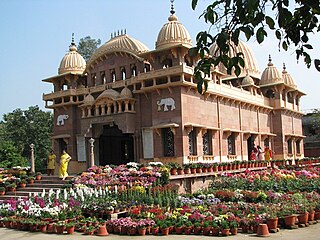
[96, 89, 120, 101]
[58, 38, 86, 75]
[82, 94, 95, 106]
[155, 10, 192, 50]
[120, 87, 133, 98]
[260, 56, 283, 86]
[282, 64, 297, 88]
[87, 34, 149, 69]
[210, 40, 260, 79]
[241, 74, 255, 86]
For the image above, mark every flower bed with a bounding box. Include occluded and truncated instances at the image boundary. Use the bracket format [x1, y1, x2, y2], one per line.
[0, 164, 319, 236]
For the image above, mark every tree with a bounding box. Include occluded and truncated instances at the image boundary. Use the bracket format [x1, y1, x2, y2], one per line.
[0, 140, 27, 168]
[190, 0, 320, 93]
[77, 36, 101, 62]
[1, 106, 53, 171]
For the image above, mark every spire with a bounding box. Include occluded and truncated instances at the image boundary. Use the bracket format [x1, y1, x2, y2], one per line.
[267, 54, 273, 66]
[168, 0, 178, 21]
[71, 33, 75, 45]
[170, 0, 175, 15]
[282, 63, 287, 73]
[69, 33, 77, 51]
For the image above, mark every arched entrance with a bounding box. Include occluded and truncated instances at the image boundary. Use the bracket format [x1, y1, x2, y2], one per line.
[99, 125, 134, 166]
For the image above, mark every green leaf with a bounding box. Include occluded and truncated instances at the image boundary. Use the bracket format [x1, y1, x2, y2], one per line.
[191, 0, 198, 10]
[275, 30, 281, 40]
[256, 27, 267, 44]
[303, 44, 313, 50]
[282, 41, 288, 51]
[315, 59, 320, 72]
[301, 34, 309, 43]
[265, 16, 275, 30]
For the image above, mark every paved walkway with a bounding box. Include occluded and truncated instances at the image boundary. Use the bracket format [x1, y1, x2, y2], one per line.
[0, 223, 319, 240]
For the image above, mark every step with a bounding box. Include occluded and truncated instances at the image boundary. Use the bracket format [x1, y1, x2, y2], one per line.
[22, 183, 66, 188]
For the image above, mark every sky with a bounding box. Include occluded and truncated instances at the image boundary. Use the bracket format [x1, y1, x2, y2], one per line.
[0, 0, 319, 119]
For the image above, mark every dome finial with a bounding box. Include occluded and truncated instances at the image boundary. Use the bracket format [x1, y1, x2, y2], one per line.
[170, 0, 175, 15]
[71, 33, 75, 45]
[267, 54, 273, 66]
[69, 33, 77, 51]
[283, 63, 286, 70]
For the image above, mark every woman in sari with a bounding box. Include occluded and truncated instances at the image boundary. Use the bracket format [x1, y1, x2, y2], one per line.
[59, 150, 71, 180]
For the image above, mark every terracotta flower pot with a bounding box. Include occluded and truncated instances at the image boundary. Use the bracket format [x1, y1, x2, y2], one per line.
[284, 215, 297, 227]
[56, 225, 65, 234]
[221, 228, 230, 236]
[39, 225, 47, 233]
[96, 225, 109, 236]
[151, 226, 159, 235]
[314, 211, 320, 220]
[160, 227, 169, 236]
[202, 227, 211, 236]
[184, 168, 190, 174]
[308, 210, 315, 222]
[184, 226, 193, 235]
[230, 228, 238, 235]
[66, 226, 75, 234]
[193, 226, 202, 235]
[257, 224, 270, 237]
[138, 227, 146, 236]
[177, 169, 184, 175]
[297, 212, 309, 224]
[174, 226, 184, 234]
[266, 217, 278, 230]
[211, 227, 219, 236]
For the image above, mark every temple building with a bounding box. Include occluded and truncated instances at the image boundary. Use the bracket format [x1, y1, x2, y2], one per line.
[43, 5, 305, 173]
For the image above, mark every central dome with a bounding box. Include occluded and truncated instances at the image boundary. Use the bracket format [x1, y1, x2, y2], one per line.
[210, 40, 260, 79]
[87, 34, 149, 69]
[155, 12, 192, 50]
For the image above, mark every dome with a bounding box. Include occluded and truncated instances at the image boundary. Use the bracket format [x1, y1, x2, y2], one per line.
[241, 74, 255, 86]
[282, 64, 297, 89]
[82, 94, 95, 106]
[87, 33, 149, 69]
[58, 38, 86, 75]
[210, 40, 260, 79]
[260, 56, 283, 86]
[155, 9, 192, 50]
[96, 89, 120, 101]
[120, 87, 133, 98]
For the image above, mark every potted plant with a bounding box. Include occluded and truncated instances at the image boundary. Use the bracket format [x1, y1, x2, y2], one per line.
[55, 220, 65, 234]
[28, 176, 35, 184]
[168, 162, 180, 175]
[35, 172, 42, 180]
[183, 164, 191, 174]
[220, 219, 230, 236]
[65, 222, 76, 235]
[19, 179, 27, 188]
[229, 220, 238, 235]
[0, 186, 5, 195]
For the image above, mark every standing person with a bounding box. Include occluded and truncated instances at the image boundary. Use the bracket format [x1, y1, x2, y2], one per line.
[256, 145, 263, 160]
[250, 149, 256, 160]
[264, 146, 273, 162]
[47, 150, 56, 176]
[59, 150, 71, 180]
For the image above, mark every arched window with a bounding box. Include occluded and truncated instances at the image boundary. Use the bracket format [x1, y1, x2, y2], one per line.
[131, 65, 137, 76]
[188, 128, 197, 156]
[100, 71, 106, 84]
[121, 68, 126, 80]
[110, 69, 116, 82]
[144, 63, 150, 72]
[162, 128, 174, 157]
[287, 139, 292, 154]
[227, 133, 236, 155]
[91, 74, 96, 86]
[203, 131, 212, 155]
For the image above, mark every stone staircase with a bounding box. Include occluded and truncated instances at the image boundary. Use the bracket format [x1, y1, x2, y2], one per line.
[0, 175, 73, 201]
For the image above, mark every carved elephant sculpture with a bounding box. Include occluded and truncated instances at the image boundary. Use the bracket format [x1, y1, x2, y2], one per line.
[157, 98, 176, 111]
[57, 114, 69, 126]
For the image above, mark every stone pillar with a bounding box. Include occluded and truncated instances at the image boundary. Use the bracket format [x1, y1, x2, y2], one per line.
[30, 144, 35, 174]
[88, 138, 95, 167]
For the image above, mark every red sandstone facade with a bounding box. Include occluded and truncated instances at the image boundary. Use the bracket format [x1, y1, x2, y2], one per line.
[43, 8, 305, 174]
